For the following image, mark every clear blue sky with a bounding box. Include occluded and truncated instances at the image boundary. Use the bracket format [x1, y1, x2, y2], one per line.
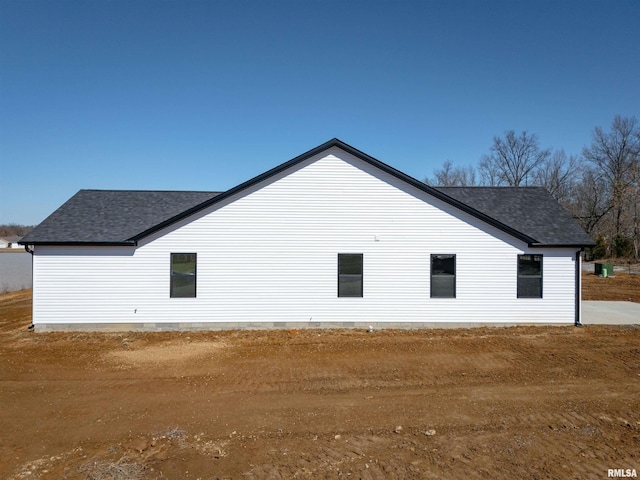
[1, 0, 638, 225]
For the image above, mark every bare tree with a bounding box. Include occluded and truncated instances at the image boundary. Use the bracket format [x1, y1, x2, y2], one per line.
[626, 158, 640, 258]
[477, 156, 501, 186]
[421, 118, 638, 259]
[565, 168, 612, 238]
[426, 160, 477, 186]
[532, 150, 580, 203]
[479, 130, 551, 186]
[0, 224, 33, 238]
[582, 115, 640, 254]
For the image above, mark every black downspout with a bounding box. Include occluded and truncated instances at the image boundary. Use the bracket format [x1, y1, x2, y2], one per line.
[575, 249, 582, 327]
[24, 245, 34, 331]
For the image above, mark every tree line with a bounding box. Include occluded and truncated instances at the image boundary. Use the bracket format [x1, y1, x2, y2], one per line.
[425, 115, 640, 260]
[0, 224, 33, 239]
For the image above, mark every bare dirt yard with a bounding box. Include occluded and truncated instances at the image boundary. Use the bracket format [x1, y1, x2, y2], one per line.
[582, 268, 640, 302]
[1, 273, 639, 480]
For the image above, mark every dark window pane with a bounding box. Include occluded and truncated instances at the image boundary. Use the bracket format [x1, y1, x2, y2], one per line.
[431, 254, 456, 298]
[517, 254, 542, 298]
[518, 254, 542, 276]
[171, 253, 197, 298]
[431, 275, 455, 298]
[339, 254, 363, 275]
[517, 277, 542, 298]
[338, 275, 363, 297]
[338, 254, 363, 297]
[432, 255, 455, 276]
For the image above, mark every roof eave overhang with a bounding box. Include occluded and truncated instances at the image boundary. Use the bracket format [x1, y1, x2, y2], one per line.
[18, 240, 137, 247]
[528, 242, 597, 248]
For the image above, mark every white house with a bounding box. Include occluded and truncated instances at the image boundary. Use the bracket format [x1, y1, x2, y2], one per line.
[0, 236, 23, 249]
[20, 139, 594, 331]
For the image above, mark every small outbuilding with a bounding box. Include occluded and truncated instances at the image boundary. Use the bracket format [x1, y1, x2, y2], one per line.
[20, 139, 595, 331]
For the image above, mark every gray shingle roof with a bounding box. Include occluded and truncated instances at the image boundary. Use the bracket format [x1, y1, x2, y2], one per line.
[435, 187, 595, 246]
[20, 139, 594, 248]
[20, 190, 221, 244]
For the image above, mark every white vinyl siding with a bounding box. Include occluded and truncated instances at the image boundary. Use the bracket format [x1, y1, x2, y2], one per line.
[31, 148, 579, 327]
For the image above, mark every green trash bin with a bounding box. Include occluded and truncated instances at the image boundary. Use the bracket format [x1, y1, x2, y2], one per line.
[595, 263, 614, 277]
[605, 263, 614, 277]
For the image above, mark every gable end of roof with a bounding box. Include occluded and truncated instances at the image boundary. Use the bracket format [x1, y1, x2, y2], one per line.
[129, 138, 539, 245]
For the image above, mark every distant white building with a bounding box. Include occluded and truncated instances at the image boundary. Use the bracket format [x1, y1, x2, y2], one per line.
[0, 236, 23, 249]
[20, 139, 595, 331]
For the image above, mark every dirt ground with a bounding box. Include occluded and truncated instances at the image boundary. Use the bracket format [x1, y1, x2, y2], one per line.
[1, 273, 639, 480]
[582, 268, 640, 302]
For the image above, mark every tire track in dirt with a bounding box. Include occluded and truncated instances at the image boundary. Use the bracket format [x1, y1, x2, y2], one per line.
[5, 406, 639, 479]
[242, 433, 426, 480]
[456, 408, 640, 479]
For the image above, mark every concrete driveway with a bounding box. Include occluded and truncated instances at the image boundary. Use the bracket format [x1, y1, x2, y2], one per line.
[582, 301, 640, 325]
